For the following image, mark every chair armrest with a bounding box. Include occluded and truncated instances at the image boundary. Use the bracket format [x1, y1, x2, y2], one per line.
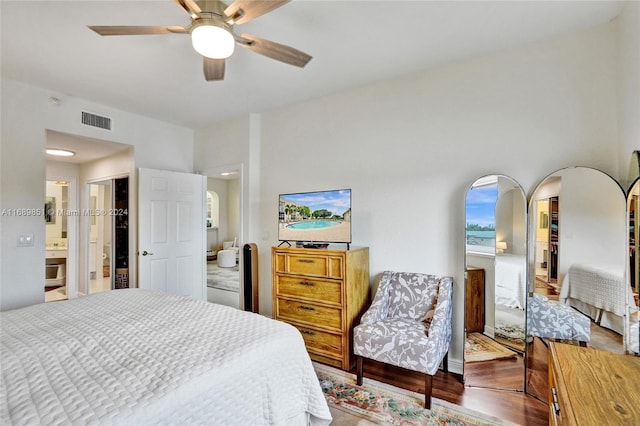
[360, 271, 393, 324]
[421, 277, 453, 373]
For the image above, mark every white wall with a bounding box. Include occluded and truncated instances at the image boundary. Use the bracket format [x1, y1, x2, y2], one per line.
[196, 116, 253, 246]
[617, 1, 640, 188]
[1, 78, 194, 310]
[195, 22, 623, 371]
[495, 182, 527, 257]
[227, 178, 240, 243]
[556, 167, 627, 284]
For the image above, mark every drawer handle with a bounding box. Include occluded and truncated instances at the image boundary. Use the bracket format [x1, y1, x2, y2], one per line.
[551, 387, 560, 415]
[299, 305, 316, 311]
[299, 281, 315, 287]
[297, 259, 315, 263]
[300, 329, 316, 336]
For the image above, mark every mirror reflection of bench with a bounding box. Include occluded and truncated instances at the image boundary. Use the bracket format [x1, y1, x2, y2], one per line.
[527, 293, 590, 346]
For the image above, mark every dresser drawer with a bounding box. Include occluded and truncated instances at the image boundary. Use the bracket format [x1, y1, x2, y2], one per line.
[275, 275, 342, 304]
[294, 325, 343, 356]
[276, 298, 342, 330]
[274, 252, 344, 279]
[309, 352, 343, 369]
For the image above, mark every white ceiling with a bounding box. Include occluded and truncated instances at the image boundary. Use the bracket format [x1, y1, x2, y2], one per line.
[2, 0, 625, 134]
[46, 130, 132, 164]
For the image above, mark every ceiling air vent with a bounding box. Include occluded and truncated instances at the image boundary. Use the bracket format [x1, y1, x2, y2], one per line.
[81, 111, 112, 131]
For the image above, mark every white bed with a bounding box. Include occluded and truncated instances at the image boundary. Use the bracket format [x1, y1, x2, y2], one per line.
[560, 263, 637, 335]
[494, 254, 526, 310]
[0, 289, 332, 426]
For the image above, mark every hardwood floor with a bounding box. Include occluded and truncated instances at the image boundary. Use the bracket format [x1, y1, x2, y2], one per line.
[464, 353, 526, 391]
[354, 358, 548, 425]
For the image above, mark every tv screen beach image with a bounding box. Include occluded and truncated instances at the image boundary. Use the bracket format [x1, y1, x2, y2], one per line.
[278, 189, 351, 243]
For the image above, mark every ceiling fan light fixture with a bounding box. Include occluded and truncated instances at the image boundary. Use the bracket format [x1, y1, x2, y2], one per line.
[191, 21, 235, 59]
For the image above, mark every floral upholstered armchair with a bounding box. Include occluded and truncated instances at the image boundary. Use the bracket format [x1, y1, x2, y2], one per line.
[353, 271, 453, 409]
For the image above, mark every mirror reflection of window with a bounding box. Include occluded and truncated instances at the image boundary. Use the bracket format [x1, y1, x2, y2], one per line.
[465, 178, 497, 255]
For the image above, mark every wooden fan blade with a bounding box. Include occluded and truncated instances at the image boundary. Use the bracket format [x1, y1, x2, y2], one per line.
[204, 57, 225, 81]
[174, 0, 201, 19]
[239, 34, 311, 68]
[224, 0, 290, 25]
[88, 26, 187, 36]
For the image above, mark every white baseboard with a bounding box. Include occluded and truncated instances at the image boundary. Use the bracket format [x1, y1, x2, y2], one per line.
[447, 357, 463, 375]
[484, 325, 495, 338]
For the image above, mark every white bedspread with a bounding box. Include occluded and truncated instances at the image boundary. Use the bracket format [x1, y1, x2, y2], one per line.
[560, 263, 635, 316]
[560, 263, 637, 335]
[0, 289, 331, 426]
[495, 254, 526, 309]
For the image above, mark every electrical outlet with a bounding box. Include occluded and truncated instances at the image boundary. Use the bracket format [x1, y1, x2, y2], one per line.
[17, 234, 34, 247]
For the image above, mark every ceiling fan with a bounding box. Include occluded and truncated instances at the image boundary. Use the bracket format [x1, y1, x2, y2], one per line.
[88, 0, 312, 81]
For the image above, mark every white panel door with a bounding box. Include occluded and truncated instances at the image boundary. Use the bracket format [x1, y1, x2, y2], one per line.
[138, 168, 206, 300]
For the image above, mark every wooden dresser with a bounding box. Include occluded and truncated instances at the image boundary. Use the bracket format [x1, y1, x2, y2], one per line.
[465, 267, 485, 333]
[548, 342, 640, 425]
[272, 246, 370, 370]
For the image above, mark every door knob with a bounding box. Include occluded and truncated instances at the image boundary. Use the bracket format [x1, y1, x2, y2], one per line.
[141, 250, 154, 256]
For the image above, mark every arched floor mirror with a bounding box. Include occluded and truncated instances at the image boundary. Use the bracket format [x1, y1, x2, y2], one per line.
[464, 174, 527, 391]
[525, 166, 630, 401]
[626, 150, 640, 355]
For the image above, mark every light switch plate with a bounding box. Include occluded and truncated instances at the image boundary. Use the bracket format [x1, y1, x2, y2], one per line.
[17, 234, 34, 247]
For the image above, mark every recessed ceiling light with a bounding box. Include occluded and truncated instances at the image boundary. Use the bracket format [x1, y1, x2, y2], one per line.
[46, 148, 75, 157]
[221, 171, 237, 176]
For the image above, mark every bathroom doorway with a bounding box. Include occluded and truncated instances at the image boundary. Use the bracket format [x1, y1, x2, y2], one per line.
[45, 179, 71, 302]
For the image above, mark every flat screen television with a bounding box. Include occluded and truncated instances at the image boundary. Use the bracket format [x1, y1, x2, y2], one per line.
[278, 189, 352, 246]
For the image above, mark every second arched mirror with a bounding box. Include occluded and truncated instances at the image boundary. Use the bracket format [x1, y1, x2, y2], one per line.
[525, 166, 628, 401]
[464, 175, 527, 391]
[627, 175, 639, 355]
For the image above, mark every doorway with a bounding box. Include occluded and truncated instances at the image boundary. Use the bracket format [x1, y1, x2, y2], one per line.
[88, 177, 129, 294]
[45, 179, 71, 302]
[205, 171, 241, 309]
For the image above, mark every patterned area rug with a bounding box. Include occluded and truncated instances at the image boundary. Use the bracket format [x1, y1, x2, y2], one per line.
[465, 332, 517, 362]
[206, 262, 239, 292]
[494, 324, 525, 352]
[314, 363, 516, 426]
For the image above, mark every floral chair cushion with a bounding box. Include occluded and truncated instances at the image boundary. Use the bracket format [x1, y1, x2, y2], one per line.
[527, 293, 591, 342]
[354, 271, 453, 375]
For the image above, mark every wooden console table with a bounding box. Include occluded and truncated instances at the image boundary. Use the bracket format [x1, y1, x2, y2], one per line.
[548, 342, 640, 425]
